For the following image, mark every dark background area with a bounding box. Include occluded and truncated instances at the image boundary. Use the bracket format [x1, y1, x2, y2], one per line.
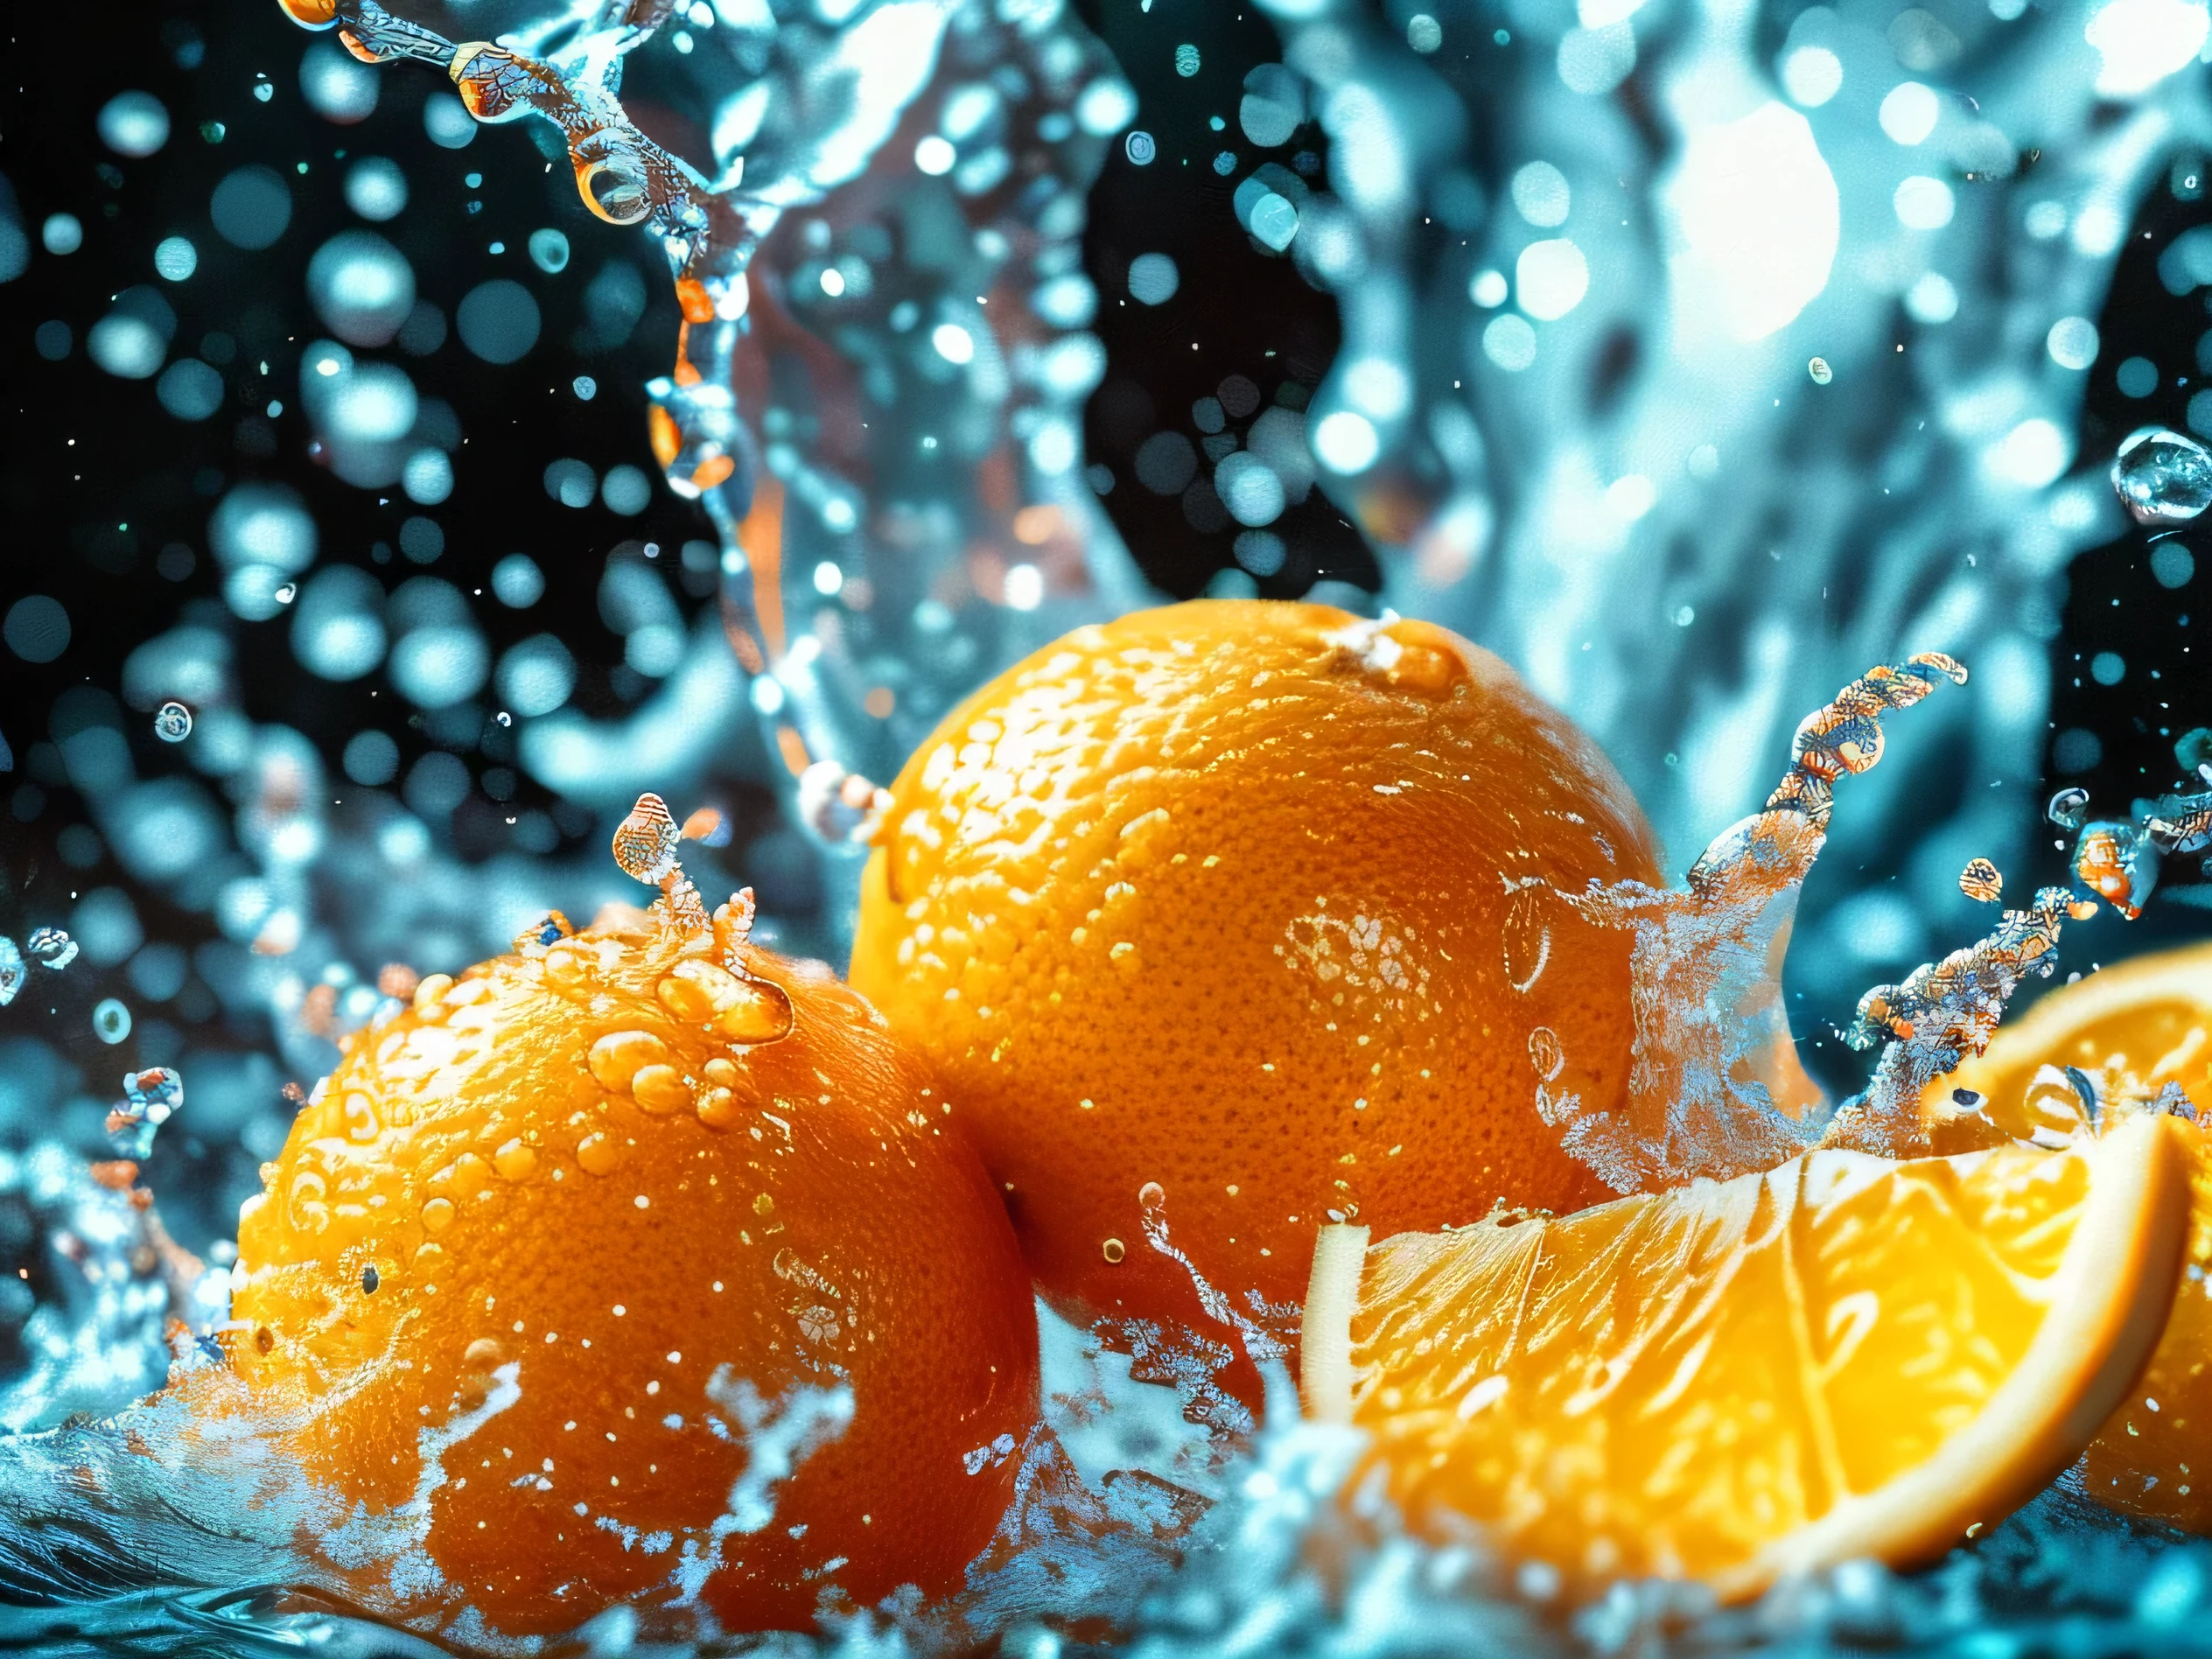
[0, 0, 2204, 1212]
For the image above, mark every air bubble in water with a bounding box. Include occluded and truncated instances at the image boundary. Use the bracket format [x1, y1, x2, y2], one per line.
[1125, 130, 1157, 165]
[0, 937, 23, 1007]
[2048, 786, 2091, 830]
[2110, 426, 2212, 524]
[92, 999, 132, 1045]
[28, 927, 78, 970]
[1808, 357, 1834, 385]
[154, 701, 192, 742]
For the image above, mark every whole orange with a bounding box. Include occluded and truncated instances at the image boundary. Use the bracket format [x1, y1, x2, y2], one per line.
[194, 900, 1038, 1639]
[848, 599, 1659, 1382]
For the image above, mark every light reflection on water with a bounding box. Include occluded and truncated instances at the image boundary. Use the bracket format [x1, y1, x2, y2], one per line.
[2, 0, 2212, 1648]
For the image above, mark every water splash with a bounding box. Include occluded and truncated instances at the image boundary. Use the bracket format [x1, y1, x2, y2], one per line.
[2112, 425, 2212, 524]
[25, 928, 78, 972]
[1541, 654, 1966, 1191]
[2051, 731, 2212, 916]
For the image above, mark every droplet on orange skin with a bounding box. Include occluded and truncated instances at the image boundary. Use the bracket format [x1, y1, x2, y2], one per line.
[188, 915, 1039, 1638]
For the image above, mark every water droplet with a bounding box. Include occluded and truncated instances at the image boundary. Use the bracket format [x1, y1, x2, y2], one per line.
[2112, 426, 2212, 525]
[1808, 356, 1833, 385]
[612, 792, 682, 883]
[0, 937, 23, 1008]
[1101, 1237, 1127, 1264]
[696, 1087, 741, 1130]
[1138, 1180, 1166, 1206]
[1124, 130, 1156, 165]
[421, 1196, 456, 1232]
[576, 1132, 620, 1175]
[717, 980, 794, 1045]
[630, 1063, 692, 1115]
[1528, 1026, 1565, 1082]
[154, 700, 193, 742]
[2047, 786, 2091, 830]
[1502, 889, 1550, 992]
[91, 998, 132, 1045]
[589, 1029, 672, 1091]
[28, 927, 79, 970]
[493, 1138, 538, 1180]
[1958, 857, 2004, 902]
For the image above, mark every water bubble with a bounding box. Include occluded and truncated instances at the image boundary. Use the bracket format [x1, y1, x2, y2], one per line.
[154, 702, 192, 742]
[572, 375, 598, 401]
[1808, 357, 1834, 385]
[91, 999, 132, 1046]
[457, 279, 541, 363]
[88, 288, 177, 380]
[212, 481, 318, 573]
[2048, 315, 2101, 370]
[915, 135, 956, 175]
[2111, 426, 2212, 524]
[1127, 251, 1179, 304]
[424, 92, 478, 149]
[1124, 130, 1157, 165]
[210, 164, 292, 249]
[0, 937, 22, 1007]
[4, 595, 70, 663]
[1782, 45, 1844, 106]
[1511, 161, 1570, 227]
[1240, 63, 1305, 147]
[98, 92, 171, 158]
[42, 214, 82, 256]
[345, 157, 408, 221]
[545, 459, 597, 508]
[2152, 542, 2197, 588]
[1482, 314, 1537, 372]
[153, 236, 198, 282]
[342, 730, 401, 786]
[529, 228, 571, 274]
[300, 39, 379, 123]
[2118, 354, 2160, 398]
[601, 465, 653, 515]
[1407, 13, 1444, 52]
[156, 359, 223, 422]
[308, 229, 416, 346]
[492, 552, 547, 606]
[1174, 44, 1200, 76]
[34, 321, 71, 360]
[1101, 1237, 1127, 1264]
[29, 928, 79, 971]
[496, 634, 578, 717]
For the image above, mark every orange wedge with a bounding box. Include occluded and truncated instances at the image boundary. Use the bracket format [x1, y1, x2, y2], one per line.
[1919, 941, 2212, 1531]
[1302, 1115, 2189, 1597]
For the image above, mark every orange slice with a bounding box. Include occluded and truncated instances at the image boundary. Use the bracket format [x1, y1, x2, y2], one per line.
[1919, 941, 2212, 1531]
[1303, 1115, 2189, 1598]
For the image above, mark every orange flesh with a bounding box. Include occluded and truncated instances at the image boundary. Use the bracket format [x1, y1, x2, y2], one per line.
[1922, 940, 2212, 1531]
[1316, 1116, 2188, 1595]
[848, 599, 1658, 1368]
[192, 920, 1038, 1636]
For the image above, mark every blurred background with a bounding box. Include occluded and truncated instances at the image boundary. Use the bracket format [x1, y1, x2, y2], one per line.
[1, 0, 2207, 1302]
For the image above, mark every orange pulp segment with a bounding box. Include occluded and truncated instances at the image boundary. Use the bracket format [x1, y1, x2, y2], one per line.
[1304, 1115, 2189, 1598]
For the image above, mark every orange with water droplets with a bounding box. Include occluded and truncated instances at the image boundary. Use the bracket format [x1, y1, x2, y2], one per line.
[1302, 1114, 2190, 1596]
[1920, 940, 2212, 1533]
[848, 599, 1660, 1380]
[187, 898, 1038, 1638]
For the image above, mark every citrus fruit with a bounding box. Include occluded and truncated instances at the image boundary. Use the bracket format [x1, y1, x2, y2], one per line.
[192, 894, 1038, 1637]
[848, 599, 1660, 1374]
[1918, 940, 2212, 1532]
[1302, 1114, 2190, 1597]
